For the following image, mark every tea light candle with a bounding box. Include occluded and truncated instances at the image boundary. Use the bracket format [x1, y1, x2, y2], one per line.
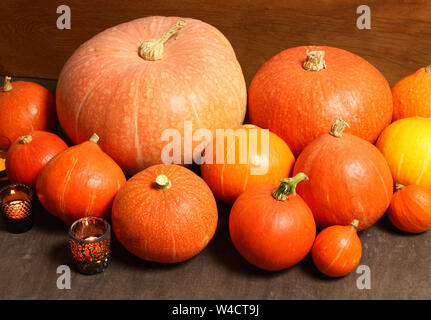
[68, 217, 111, 275]
[0, 184, 34, 233]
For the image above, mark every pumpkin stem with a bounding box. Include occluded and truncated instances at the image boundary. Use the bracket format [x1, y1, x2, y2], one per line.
[19, 134, 32, 144]
[2, 76, 13, 92]
[395, 183, 405, 191]
[272, 172, 308, 201]
[139, 19, 187, 61]
[303, 50, 326, 71]
[350, 219, 359, 229]
[329, 119, 350, 137]
[89, 133, 100, 143]
[425, 65, 431, 74]
[154, 174, 172, 191]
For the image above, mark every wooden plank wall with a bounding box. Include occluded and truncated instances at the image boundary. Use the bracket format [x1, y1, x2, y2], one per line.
[0, 0, 430, 86]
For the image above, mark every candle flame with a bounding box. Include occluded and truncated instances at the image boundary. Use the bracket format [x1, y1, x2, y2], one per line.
[10, 189, 15, 195]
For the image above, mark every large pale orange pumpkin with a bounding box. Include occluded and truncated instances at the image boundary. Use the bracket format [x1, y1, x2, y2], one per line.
[56, 16, 247, 175]
[248, 46, 393, 156]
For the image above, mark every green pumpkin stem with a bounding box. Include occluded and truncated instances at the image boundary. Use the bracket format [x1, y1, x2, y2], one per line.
[272, 172, 309, 201]
[350, 219, 359, 229]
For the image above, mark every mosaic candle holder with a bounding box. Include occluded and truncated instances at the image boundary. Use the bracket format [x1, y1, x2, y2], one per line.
[0, 184, 34, 233]
[69, 217, 111, 275]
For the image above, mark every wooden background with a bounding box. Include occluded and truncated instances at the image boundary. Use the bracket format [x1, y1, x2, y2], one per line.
[0, 0, 431, 300]
[1, 0, 431, 85]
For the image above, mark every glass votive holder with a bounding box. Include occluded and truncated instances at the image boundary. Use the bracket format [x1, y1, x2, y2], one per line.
[0, 183, 34, 233]
[68, 217, 111, 275]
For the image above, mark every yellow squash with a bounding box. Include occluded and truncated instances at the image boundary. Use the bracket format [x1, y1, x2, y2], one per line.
[376, 117, 431, 188]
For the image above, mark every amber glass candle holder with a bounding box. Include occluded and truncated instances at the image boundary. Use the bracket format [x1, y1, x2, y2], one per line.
[69, 217, 111, 275]
[0, 184, 34, 233]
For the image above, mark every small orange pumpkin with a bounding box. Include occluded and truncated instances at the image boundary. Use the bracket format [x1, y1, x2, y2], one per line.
[0, 76, 57, 144]
[6, 131, 68, 187]
[112, 164, 218, 263]
[229, 173, 316, 271]
[293, 119, 393, 230]
[387, 184, 431, 233]
[201, 124, 295, 204]
[392, 65, 431, 121]
[36, 133, 126, 225]
[312, 220, 362, 277]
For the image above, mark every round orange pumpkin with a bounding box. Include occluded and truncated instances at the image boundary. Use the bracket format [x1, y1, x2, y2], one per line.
[312, 220, 362, 277]
[293, 119, 393, 230]
[0, 76, 57, 144]
[36, 133, 126, 225]
[229, 173, 316, 271]
[112, 164, 218, 263]
[387, 184, 431, 233]
[376, 117, 431, 189]
[200, 124, 295, 204]
[248, 46, 393, 156]
[56, 17, 247, 175]
[6, 131, 68, 187]
[392, 65, 431, 121]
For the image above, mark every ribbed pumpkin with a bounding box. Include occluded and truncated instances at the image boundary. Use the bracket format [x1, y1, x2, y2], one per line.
[112, 164, 218, 263]
[392, 65, 431, 121]
[6, 131, 68, 187]
[248, 46, 393, 155]
[36, 134, 126, 225]
[293, 119, 393, 230]
[201, 124, 295, 204]
[387, 184, 431, 233]
[312, 220, 362, 277]
[0, 76, 57, 144]
[56, 16, 247, 175]
[229, 173, 316, 271]
[377, 117, 431, 189]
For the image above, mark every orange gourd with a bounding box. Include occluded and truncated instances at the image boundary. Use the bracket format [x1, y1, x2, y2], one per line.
[36, 133, 126, 225]
[6, 131, 68, 187]
[293, 119, 393, 231]
[387, 184, 431, 233]
[112, 164, 218, 263]
[248, 46, 393, 156]
[229, 173, 316, 271]
[312, 220, 362, 277]
[392, 65, 431, 121]
[56, 17, 247, 175]
[201, 124, 295, 204]
[0, 76, 57, 144]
